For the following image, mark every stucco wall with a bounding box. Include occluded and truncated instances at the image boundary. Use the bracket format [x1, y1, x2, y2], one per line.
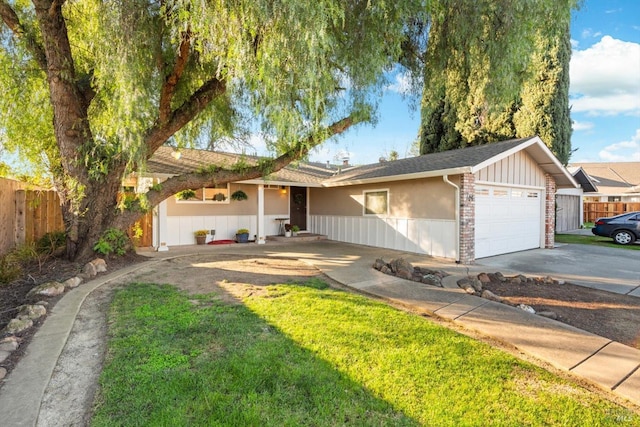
[309, 177, 457, 220]
[166, 184, 289, 216]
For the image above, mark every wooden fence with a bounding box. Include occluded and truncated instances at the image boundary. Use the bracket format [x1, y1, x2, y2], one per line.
[583, 202, 640, 223]
[0, 177, 28, 255]
[1, 177, 152, 255]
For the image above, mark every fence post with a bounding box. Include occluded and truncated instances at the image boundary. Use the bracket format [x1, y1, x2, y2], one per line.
[15, 189, 26, 246]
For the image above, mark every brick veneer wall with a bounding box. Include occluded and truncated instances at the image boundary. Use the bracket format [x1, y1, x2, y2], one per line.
[459, 173, 475, 264]
[544, 174, 556, 249]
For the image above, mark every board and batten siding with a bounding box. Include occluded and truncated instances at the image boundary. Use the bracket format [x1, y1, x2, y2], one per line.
[309, 177, 457, 258]
[475, 150, 546, 187]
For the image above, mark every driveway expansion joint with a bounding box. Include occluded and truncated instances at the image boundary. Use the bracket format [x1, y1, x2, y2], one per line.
[569, 340, 613, 371]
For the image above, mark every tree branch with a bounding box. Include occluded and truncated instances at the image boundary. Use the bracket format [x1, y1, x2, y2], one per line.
[159, 31, 191, 122]
[139, 114, 362, 212]
[0, 1, 47, 70]
[145, 76, 227, 154]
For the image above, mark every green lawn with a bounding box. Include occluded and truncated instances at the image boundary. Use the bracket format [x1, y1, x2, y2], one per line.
[92, 281, 639, 426]
[556, 233, 640, 250]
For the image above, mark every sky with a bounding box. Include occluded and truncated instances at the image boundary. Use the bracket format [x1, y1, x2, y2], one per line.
[307, 0, 640, 166]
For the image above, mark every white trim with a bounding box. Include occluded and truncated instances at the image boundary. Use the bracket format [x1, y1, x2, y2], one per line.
[324, 167, 472, 187]
[257, 184, 266, 244]
[363, 188, 390, 216]
[474, 180, 544, 191]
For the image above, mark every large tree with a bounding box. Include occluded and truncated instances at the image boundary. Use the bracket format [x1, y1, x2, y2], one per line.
[0, 0, 427, 260]
[419, 0, 576, 164]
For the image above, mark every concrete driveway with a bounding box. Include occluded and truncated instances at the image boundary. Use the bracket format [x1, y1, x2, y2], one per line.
[476, 243, 640, 297]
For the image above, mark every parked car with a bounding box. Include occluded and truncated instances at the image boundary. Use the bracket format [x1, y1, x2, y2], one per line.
[592, 211, 640, 245]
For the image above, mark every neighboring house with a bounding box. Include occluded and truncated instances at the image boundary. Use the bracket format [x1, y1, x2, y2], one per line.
[568, 162, 640, 203]
[136, 136, 577, 263]
[555, 166, 599, 232]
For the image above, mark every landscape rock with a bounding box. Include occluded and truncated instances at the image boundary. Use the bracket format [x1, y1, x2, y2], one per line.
[389, 258, 414, 280]
[457, 278, 475, 293]
[481, 290, 503, 302]
[477, 273, 491, 283]
[91, 258, 108, 272]
[0, 350, 10, 364]
[517, 304, 536, 314]
[2, 318, 33, 335]
[18, 304, 47, 320]
[421, 274, 443, 287]
[510, 276, 523, 285]
[63, 276, 83, 289]
[380, 265, 392, 275]
[0, 336, 19, 352]
[0, 367, 6, 380]
[537, 311, 558, 320]
[543, 276, 555, 285]
[470, 277, 483, 292]
[557, 280, 565, 285]
[494, 272, 506, 282]
[373, 258, 386, 270]
[82, 262, 97, 277]
[27, 281, 65, 298]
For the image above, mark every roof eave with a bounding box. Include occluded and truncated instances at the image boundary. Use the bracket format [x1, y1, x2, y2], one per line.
[322, 167, 473, 187]
[471, 136, 579, 189]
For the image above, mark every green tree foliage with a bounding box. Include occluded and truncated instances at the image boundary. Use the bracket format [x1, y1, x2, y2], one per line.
[419, 0, 576, 164]
[0, 0, 427, 260]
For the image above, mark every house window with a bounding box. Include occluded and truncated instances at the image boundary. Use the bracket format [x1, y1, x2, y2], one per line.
[176, 183, 230, 203]
[364, 190, 388, 215]
[608, 196, 621, 202]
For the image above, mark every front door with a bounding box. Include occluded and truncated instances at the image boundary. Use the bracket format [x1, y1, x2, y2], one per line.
[289, 186, 307, 230]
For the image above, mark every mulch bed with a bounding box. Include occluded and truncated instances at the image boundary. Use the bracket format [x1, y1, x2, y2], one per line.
[481, 278, 640, 349]
[0, 252, 147, 381]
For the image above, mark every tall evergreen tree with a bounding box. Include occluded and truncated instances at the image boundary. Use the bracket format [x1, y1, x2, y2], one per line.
[419, 0, 576, 164]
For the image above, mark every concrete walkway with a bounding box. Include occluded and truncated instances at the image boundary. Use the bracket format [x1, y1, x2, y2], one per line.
[0, 239, 639, 425]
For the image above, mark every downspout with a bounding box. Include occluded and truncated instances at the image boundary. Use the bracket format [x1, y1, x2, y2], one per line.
[442, 175, 460, 263]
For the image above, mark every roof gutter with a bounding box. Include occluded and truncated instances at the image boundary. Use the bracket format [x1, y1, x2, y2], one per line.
[442, 175, 460, 263]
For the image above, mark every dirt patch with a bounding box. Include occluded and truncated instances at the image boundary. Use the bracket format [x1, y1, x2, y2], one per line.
[129, 254, 332, 302]
[481, 278, 640, 349]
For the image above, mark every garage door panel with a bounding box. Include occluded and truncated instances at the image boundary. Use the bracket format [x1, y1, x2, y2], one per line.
[475, 186, 542, 259]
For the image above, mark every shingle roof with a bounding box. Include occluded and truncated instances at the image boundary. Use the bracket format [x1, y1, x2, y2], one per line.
[147, 146, 333, 185]
[568, 162, 640, 195]
[324, 138, 534, 184]
[146, 137, 576, 188]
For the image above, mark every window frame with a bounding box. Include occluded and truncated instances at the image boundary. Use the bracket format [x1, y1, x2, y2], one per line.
[363, 189, 389, 216]
[175, 183, 231, 204]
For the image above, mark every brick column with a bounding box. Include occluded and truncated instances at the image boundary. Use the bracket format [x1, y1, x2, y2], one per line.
[459, 173, 475, 264]
[544, 174, 556, 249]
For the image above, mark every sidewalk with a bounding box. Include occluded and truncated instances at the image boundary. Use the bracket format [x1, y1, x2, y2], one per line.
[0, 240, 638, 425]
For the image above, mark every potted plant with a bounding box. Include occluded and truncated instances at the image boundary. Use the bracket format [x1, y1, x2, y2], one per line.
[230, 190, 248, 201]
[291, 225, 300, 236]
[212, 192, 226, 202]
[176, 189, 197, 200]
[284, 224, 292, 237]
[194, 230, 208, 245]
[236, 228, 250, 243]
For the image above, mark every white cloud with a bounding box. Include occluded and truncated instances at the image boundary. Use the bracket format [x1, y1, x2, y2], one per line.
[570, 39, 579, 48]
[570, 36, 640, 116]
[598, 129, 640, 161]
[572, 120, 594, 131]
[581, 28, 602, 39]
[386, 71, 412, 95]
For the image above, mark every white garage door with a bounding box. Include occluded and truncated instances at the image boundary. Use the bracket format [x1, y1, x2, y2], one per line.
[475, 186, 542, 259]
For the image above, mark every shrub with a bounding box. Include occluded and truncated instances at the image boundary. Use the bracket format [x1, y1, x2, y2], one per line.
[0, 254, 21, 285]
[94, 228, 131, 257]
[36, 231, 67, 254]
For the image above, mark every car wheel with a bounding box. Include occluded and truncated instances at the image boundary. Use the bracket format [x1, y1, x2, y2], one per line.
[613, 230, 635, 245]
